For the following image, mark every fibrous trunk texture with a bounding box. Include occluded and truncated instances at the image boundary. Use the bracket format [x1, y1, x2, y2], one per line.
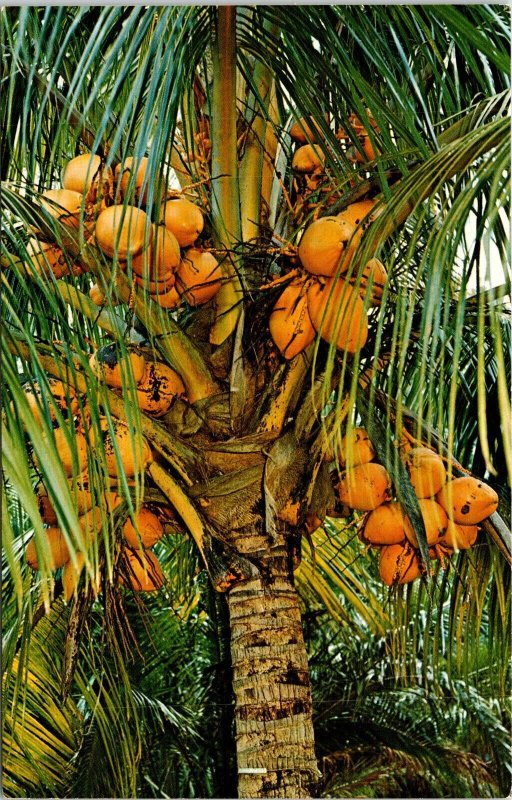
[227, 525, 319, 798]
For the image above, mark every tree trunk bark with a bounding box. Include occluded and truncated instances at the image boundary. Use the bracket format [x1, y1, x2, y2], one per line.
[227, 524, 320, 798]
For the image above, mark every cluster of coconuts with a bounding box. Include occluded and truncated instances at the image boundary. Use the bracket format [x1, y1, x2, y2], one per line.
[331, 427, 499, 586]
[27, 152, 222, 311]
[22, 373, 179, 597]
[269, 198, 386, 359]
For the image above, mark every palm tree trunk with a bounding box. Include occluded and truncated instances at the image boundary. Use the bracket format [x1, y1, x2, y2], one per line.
[227, 524, 319, 798]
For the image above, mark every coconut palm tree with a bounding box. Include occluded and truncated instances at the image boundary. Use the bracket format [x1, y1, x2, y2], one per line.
[1, 5, 510, 798]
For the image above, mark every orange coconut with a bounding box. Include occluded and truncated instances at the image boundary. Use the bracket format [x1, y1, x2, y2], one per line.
[352, 258, 388, 306]
[339, 426, 375, 468]
[269, 279, 316, 359]
[291, 144, 325, 174]
[123, 507, 165, 548]
[298, 216, 357, 277]
[150, 285, 182, 309]
[289, 115, 327, 144]
[39, 189, 83, 229]
[23, 377, 79, 425]
[89, 343, 147, 388]
[443, 521, 479, 551]
[176, 248, 222, 306]
[95, 204, 149, 259]
[161, 197, 204, 247]
[404, 498, 448, 548]
[120, 548, 165, 592]
[337, 462, 392, 511]
[62, 153, 113, 204]
[135, 361, 186, 417]
[115, 156, 166, 205]
[99, 419, 153, 478]
[379, 543, 421, 586]
[48, 427, 89, 477]
[131, 224, 181, 279]
[307, 277, 368, 353]
[25, 528, 72, 571]
[436, 476, 499, 525]
[363, 502, 414, 546]
[25, 237, 81, 279]
[405, 447, 447, 499]
[336, 199, 376, 229]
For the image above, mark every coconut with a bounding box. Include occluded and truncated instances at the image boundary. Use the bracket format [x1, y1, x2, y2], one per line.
[336, 199, 376, 229]
[161, 197, 204, 247]
[176, 248, 222, 306]
[26, 237, 82, 279]
[115, 156, 166, 205]
[269, 279, 316, 359]
[291, 144, 325, 174]
[89, 343, 147, 388]
[337, 462, 392, 511]
[443, 521, 479, 551]
[151, 285, 182, 309]
[123, 507, 164, 548]
[339, 426, 375, 469]
[350, 258, 387, 306]
[48, 427, 89, 477]
[39, 189, 83, 229]
[37, 484, 59, 525]
[404, 498, 448, 548]
[135, 361, 186, 417]
[307, 277, 368, 353]
[134, 270, 176, 295]
[131, 225, 181, 280]
[25, 528, 71, 571]
[298, 216, 357, 277]
[99, 419, 153, 478]
[89, 283, 122, 307]
[23, 377, 79, 425]
[95, 204, 150, 259]
[62, 153, 113, 205]
[436, 476, 499, 525]
[120, 548, 165, 592]
[289, 115, 327, 144]
[362, 502, 413, 546]
[379, 542, 421, 586]
[405, 447, 447, 499]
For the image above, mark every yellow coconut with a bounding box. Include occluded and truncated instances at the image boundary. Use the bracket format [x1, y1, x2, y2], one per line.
[95, 204, 149, 259]
[62, 153, 113, 205]
[405, 447, 447, 499]
[39, 189, 83, 229]
[89, 343, 147, 388]
[123, 507, 165, 548]
[291, 144, 325, 174]
[176, 248, 222, 306]
[307, 277, 368, 353]
[269, 279, 316, 359]
[25, 528, 71, 571]
[51, 427, 89, 477]
[337, 462, 392, 511]
[362, 502, 413, 546]
[161, 197, 204, 247]
[120, 548, 165, 592]
[115, 156, 166, 205]
[131, 224, 181, 279]
[336, 199, 376, 229]
[339, 426, 376, 468]
[23, 377, 79, 425]
[436, 476, 499, 525]
[135, 361, 186, 417]
[351, 258, 387, 306]
[298, 216, 357, 277]
[379, 543, 421, 586]
[289, 115, 327, 144]
[100, 419, 153, 478]
[150, 285, 182, 309]
[443, 521, 479, 551]
[404, 498, 448, 548]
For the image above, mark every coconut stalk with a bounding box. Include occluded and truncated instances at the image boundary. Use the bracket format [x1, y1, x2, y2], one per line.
[209, 6, 243, 346]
